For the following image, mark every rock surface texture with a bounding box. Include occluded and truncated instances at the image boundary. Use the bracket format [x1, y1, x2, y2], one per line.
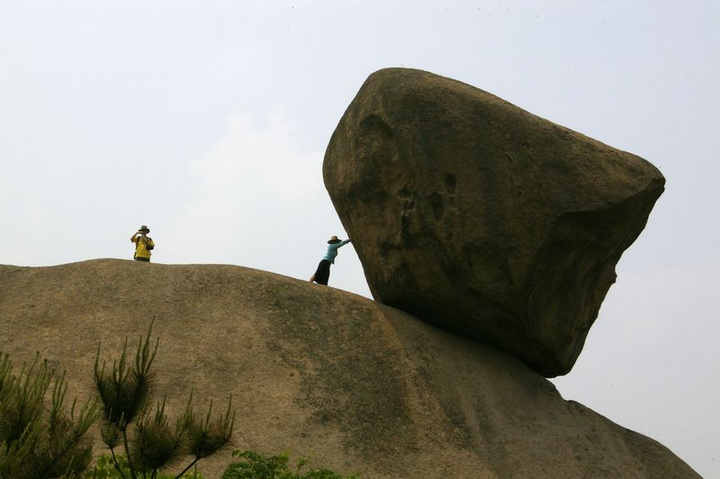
[323, 68, 665, 377]
[0, 260, 698, 478]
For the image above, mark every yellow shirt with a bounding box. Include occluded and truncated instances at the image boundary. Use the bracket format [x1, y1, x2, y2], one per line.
[132, 235, 154, 260]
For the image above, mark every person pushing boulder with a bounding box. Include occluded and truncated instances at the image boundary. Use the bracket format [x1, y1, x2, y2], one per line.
[309, 235, 351, 285]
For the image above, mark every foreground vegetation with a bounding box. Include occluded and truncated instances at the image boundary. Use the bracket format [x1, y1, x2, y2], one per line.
[0, 352, 98, 478]
[91, 320, 233, 478]
[0, 321, 356, 478]
[222, 449, 358, 479]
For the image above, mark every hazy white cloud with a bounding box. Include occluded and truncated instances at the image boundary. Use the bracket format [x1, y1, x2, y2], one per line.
[160, 111, 360, 285]
[163, 112, 314, 252]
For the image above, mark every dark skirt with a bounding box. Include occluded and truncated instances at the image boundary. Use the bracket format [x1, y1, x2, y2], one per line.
[313, 259, 332, 285]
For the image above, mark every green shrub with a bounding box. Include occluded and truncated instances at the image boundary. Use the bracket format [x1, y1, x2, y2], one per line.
[0, 351, 99, 479]
[222, 449, 358, 479]
[93, 320, 234, 479]
[2, 321, 352, 479]
[84, 453, 204, 478]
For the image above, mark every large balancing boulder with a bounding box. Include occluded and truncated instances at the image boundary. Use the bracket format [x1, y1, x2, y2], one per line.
[323, 68, 665, 377]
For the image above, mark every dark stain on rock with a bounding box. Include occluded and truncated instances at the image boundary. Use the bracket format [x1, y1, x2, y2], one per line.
[429, 192, 444, 221]
[444, 173, 457, 194]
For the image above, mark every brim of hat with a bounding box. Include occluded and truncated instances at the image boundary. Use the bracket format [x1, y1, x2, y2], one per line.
[327, 239, 341, 244]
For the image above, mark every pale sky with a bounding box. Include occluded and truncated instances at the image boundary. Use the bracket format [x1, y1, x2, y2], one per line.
[1, 1, 718, 476]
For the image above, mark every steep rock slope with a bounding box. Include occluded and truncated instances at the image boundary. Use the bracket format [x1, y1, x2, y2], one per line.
[0, 259, 698, 478]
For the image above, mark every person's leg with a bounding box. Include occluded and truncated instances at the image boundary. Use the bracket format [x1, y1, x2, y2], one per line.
[318, 268, 329, 285]
[314, 260, 331, 285]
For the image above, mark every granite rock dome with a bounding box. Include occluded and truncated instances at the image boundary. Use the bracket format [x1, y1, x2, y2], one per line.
[0, 260, 697, 478]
